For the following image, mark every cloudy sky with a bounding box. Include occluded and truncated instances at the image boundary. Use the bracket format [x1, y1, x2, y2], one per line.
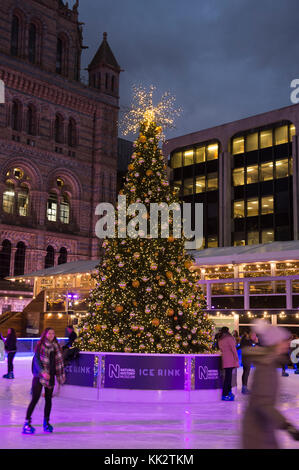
[77, 0, 299, 140]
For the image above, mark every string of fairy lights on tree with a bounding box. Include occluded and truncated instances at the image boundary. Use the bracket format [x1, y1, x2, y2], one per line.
[76, 85, 214, 354]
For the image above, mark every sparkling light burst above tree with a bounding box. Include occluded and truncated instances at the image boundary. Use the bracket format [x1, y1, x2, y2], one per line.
[77, 86, 214, 354]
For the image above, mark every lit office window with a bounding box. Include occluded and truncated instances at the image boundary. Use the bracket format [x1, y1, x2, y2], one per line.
[195, 176, 205, 193]
[183, 149, 194, 166]
[173, 180, 182, 192]
[233, 167, 244, 186]
[208, 236, 218, 248]
[289, 124, 296, 141]
[275, 159, 289, 179]
[207, 173, 218, 191]
[260, 129, 273, 148]
[262, 229, 274, 243]
[233, 234, 245, 246]
[247, 198, 259, 217]
[274, 125, 288, 146]
[233, 200, 245, 218]
[261, 196, 274, 215]
[246, 132, 258, 152]
[183, 178, 194, 196]
[248, 231, 259, 245]
[260, 162, 273, 182]
[206, 143, 218, 161]
[232, 137, 244, 155]
[171, 152, 182, 168]
[195, 146, 205, 163]
[246, 165, 259, 184]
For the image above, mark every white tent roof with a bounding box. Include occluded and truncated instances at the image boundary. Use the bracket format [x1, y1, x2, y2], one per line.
[8, 259, 101, 279]
[189, 240, 299, 266]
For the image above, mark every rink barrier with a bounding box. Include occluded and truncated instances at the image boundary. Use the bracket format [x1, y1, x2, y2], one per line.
[15, 338, 67, 355]
[60, 351, 236, 403]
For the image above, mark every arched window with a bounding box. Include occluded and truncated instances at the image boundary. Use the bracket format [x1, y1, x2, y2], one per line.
[28, 23, 36, 64]
[14, 241, 26, 276]
[0, 240, 12, 278]
[58, 247, 67, 265]
[60, 195, 70, 224]
[105, 73, 109, 89]
[3, 181, 15, 214]
[54, 114, 64, 144]
[98, 72, 101, 89]
[47, 193, 58, 221]
[45, 245, 54, 269]
[68, 118, 76, 147]
[12, 100, 21, 131]
[111, 75, 115, 92]
[56, 35, 68, 76]
[27, 104, 36, 135]
[56, 37, 63, 74]
[11, 15, 19, 56]
[18, 184, 29, 216]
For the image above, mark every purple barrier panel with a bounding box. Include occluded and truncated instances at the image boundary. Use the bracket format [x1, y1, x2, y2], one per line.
[65, 353, 95, 387]
[104, 355, 185, 390]
[195, 356, 223, 390]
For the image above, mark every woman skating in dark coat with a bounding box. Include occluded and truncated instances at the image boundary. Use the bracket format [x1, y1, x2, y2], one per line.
[1, 328, 17, 379]
[242, 320, 299, 449]
[22, 327, 65, 434]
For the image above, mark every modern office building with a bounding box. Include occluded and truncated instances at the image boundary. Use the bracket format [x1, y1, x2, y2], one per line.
[163, 103, 299, 249]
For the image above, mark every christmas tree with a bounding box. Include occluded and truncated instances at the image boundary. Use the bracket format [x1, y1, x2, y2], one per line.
[77, 86, 214, 354]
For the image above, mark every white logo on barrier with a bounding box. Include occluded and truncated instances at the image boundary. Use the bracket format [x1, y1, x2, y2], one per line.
[198, 366, 219, 380]
[108, 363, 135, 379]
[0, 80, 4, 104]
[290, 339, 299, 364]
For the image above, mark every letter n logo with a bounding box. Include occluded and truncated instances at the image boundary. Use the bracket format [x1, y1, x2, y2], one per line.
[199, 366, 208, 380]
[109, 364, 120, 379]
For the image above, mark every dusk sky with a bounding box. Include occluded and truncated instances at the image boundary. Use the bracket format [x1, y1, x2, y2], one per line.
[77, 0, 299, 141]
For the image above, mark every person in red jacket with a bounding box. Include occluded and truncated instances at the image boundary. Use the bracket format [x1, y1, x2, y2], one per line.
[218, 326, 239, 401]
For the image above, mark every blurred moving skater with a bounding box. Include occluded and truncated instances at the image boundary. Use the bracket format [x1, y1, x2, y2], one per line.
[22, 327, 65, 434]
[218, 327, 239, 401]
[1, 328, 17, 379]
[242, 320, 299, 449]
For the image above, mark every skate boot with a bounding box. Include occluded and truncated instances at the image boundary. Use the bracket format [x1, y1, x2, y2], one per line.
[22, 420, 35, 434]
[8, 372, 14, 379]
[295, 369, 299, 375]
[282, 371, 289, 377]
[241, 386, 250, 395]
[222, 394, 234, 401]
[3, 373, 9, 378]
[43, 419, 53, 433]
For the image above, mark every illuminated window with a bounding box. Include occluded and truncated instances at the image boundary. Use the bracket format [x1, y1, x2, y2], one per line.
[246, 132, 258, 152]
[56, 178, 64, 188]
[275, 159, 289, 179]
[195, 146, 205, 163]
[262, 230, 274, 243]
[260, 162, 273, 181]
[208, 236, 218, 248]
[195, 175, 205, 193]
[289, 124, 296, 141]
[47, 193, 57, 222]
[60, 196, 70, 224]
[206, 143, 218, 161]
[232, 137, 244, 155]
[234, 234, 245, 246]
[274, 125, 288, 146]
[173, 180, 181, 192]
[3, 181, 15, 214]
[248, 231, 259, 245]
[18, 184, 29, 216]
[246, 165, 259, 184]
[183, 149, 194, 166]
[171, 152, 182, 168]
[233, 200, 245, 218]
[260, 129, 273, 149]
[207, 173, 218, 191]
[233, 167, 244, 186]
[261, 196, 273, 215]
[183, 178, 194, 196]
[247, 198, 259, 217]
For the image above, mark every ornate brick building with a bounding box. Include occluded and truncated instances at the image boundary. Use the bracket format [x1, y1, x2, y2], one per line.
[0, 0, 121, 278]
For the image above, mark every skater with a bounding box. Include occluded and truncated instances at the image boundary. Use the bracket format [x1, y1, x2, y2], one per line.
[62, 326, 79, 366]
[1, 328, 17, 379]
[242, 320, 299, 449]
[240, 330, 253, 394]
[22, 327, 65, 434]
[0, 332, 4, 362]
[218, 327, 239, 401]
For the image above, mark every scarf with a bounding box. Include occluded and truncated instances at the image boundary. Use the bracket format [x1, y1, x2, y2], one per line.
[39, 340, 65, 388]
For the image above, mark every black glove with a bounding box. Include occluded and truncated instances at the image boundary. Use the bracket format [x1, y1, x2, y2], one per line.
[286, 424, 299, 441]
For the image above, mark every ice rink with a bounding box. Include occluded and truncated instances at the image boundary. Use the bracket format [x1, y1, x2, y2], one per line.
[1, 356, 299, 449]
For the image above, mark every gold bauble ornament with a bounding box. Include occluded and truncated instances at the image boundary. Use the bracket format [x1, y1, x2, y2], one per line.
[139, 135, 146, 143]
[152, 318, 160, 326]
[95, 325, 101, 332]
[132, 280, 140, 288]
[146, 170, 153, 176]
[166, 271, 173, 279]
[115, 305, 124, 313]
[167, 308, 175, 316]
